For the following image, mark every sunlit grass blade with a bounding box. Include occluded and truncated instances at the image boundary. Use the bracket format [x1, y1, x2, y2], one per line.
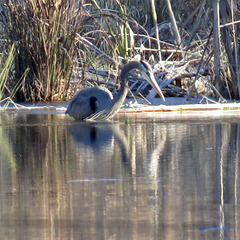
[0, 43, 15, 100]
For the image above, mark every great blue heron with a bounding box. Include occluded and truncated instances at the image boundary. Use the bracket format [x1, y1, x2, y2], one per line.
[66, 60, 165, 120]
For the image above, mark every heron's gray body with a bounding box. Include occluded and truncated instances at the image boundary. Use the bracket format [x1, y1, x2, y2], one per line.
[66, 61, 165, 121]
[66, 84, 128, 120]
[66, 86, 113, 120]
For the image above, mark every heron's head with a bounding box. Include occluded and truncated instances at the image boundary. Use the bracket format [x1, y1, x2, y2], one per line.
[122, 61, 165, 101]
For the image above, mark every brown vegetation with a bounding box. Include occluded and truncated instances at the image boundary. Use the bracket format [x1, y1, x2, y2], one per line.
[0, 0, 239, 102]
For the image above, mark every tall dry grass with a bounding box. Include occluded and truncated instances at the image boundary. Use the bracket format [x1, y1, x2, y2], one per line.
[1, 0, 240, 101]
[2, 0, 146, 101]
[4, 0, 85, 101]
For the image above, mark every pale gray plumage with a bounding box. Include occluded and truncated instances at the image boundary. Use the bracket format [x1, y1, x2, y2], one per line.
[66, 61, 165, 121]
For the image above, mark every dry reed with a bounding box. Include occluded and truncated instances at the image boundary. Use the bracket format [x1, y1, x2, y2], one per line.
[4, 0, 85, 101]
[1, 0, 240, 102]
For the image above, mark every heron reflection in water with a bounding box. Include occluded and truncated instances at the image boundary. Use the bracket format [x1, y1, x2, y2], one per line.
[66, 61, 165, 121]
[67, 122, 130, 165]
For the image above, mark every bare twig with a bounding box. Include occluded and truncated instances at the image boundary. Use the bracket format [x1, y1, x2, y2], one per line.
[77, 34, 116, 64]
[213, 0, 221, 92]
[165, 0, 182, 47]
[0, 97, 19, 110]
[231, 0, 240, 97]
[220, 19, 240, 28]
[184, 0, 206, 57]
[150, 0, 162, 61]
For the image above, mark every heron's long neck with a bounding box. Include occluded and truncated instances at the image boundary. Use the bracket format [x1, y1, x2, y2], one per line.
[89, 68, 131, 120]
[109, 76, 128, 113]
[87, 76, 129, 120]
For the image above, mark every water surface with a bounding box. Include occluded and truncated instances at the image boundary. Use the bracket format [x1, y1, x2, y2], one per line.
[0, 109, 240, 239]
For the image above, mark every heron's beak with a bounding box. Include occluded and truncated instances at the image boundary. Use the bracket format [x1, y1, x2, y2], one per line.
[143, 71, 166, 102]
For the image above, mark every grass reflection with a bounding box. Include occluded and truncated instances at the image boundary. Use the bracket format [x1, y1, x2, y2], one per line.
[0, 114, 17, 193]
[0, 113, 240, 239]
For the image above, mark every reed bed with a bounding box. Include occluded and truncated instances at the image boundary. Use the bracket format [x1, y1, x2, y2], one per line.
[3, 0, 86, 101]
[0, 0, 239, 102]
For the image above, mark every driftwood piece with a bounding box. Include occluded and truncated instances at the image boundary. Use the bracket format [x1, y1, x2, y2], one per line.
[75, 50, 215, 101]
[85, 78, 118, 87]
[148, 61, 209, 98]
[77, 60, 212, 100]
[87, 67, 116, 79]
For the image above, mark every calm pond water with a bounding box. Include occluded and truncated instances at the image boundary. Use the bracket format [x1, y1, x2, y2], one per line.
[0, 108, 240, 240]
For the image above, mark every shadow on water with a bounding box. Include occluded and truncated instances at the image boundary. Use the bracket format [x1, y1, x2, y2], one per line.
[0, 111, 240, 239]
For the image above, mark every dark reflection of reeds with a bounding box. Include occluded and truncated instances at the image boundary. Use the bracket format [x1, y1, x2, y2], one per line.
[0, 114, 240, 239]
[0, 113, 76, 239]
